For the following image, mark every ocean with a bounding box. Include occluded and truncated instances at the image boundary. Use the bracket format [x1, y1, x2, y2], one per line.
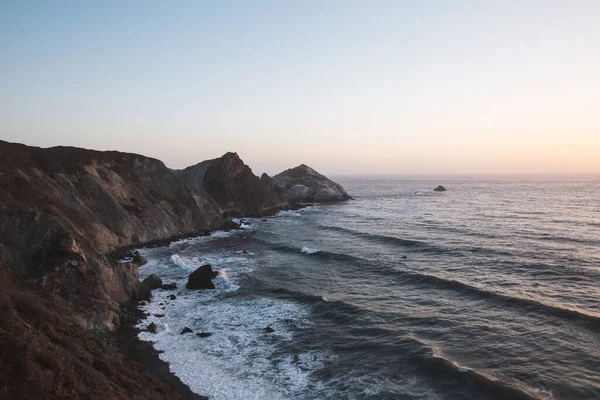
[136, 178, 600, 400]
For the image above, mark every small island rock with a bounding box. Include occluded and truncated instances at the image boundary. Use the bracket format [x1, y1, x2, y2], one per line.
[186, 264, 217, 290]
[434, 185, 447, 192]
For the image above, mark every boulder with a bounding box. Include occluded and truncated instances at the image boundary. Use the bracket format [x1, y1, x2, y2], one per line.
[434, 185, 446, 192]
[196, 332, 213, 338]
[132, 251, 147, 265]
[180, 327, 193, 334]
[265, 326, 275, 333]
[161, 283, 177, 290]
[147, 322, 158, 333]
[167, 294, 176, 300]
[142, 274, 162, 290]
[186, 264, 217, 290]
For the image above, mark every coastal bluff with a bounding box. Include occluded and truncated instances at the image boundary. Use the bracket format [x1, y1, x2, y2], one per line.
[0, 140, 350, 399]
[273, 164, 352, 203]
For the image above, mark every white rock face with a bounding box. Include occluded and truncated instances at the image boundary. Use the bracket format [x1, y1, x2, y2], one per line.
[272, 164, 352, 203]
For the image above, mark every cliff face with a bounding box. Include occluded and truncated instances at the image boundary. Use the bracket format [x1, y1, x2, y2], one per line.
[0, 141, 222, 258]
[175, 152, 290, 217]
[273, 164, 352, 203]
[0, 141, 223, 331]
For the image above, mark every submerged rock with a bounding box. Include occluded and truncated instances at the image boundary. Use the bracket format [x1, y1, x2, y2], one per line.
[186, 264, 217, 290]
[147, 322, 158, 333]
[142, 274, 162, 290]
[167, 294, 176, 300]
[272, 164, 352, 203]
[265, 326, 275, 333]
[161, 283, 177, 290]
[434, 185, 447, 192]
[196, 332, 213, 338]
[180, 327, 193, 334]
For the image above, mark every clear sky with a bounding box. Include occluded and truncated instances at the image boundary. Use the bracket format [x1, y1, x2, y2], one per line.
[1, 1, 599, 175]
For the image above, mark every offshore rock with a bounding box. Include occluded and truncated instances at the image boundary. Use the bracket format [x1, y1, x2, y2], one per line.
[142, 274, 162, 290]
[434, 185, 447, 192]
[186, 264, 217, 290]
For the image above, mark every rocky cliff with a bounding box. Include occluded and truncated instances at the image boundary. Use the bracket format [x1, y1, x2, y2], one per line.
[175, 152, 290, 217]
[273, 164, 352, 203]
[0, 141, 225, 331]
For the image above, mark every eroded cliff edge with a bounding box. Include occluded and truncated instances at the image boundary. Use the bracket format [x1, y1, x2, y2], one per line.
[0, 140, 351, 399]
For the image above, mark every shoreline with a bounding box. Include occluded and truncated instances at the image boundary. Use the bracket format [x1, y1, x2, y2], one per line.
[109, 303, 208, 400]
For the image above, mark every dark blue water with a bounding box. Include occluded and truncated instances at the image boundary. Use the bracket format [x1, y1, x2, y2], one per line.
[137, 178, 600, 400]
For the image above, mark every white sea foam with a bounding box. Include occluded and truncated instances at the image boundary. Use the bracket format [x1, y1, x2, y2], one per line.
[137, 247, 329, 400]
[300, 247, 320, 254]
[533, 387, 554, 397]
[277, 210, 302, 217]
[138, 293, 327, 400]
[322, 296, 339, 303]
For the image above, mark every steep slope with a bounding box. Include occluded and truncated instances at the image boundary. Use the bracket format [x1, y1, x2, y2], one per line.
[0, 141, 222, 257]
[0, 266, 204, 400]
[175, 152, 290, 217]
[0, 141, 226, 330]
[273, 164, 352, 203]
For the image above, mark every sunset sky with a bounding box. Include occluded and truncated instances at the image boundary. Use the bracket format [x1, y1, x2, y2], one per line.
[1, 1, 599, 175]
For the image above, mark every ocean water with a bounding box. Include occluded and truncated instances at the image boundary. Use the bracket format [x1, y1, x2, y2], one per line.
[136, 178, 600, 400]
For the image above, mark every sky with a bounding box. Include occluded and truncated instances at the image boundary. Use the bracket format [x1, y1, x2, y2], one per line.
[1, 1, 599, 176]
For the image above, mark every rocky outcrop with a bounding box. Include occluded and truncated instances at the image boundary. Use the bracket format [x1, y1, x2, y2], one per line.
[273, 164, 352, 203]
[142, 274, 163, 290]
[186, 264, 218, 290]
[175, 152, 290, 217]
[0, 140, 227, 331]
[0, 267, 201, 400]
[434, 185, 447, 192]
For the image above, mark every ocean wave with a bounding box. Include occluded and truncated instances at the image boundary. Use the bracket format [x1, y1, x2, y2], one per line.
[300, 247, 320, 254]
[258, 239, 600, 331]
[421, 352, 541, 400]
[389, 270, 600, 331]
[321, 225, 427, 248]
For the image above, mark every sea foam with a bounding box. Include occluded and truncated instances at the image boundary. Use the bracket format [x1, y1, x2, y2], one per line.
[300, 247, 320, 254]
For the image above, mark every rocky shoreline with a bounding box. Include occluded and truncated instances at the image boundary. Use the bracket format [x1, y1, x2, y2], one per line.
[0, 140, 351, 399]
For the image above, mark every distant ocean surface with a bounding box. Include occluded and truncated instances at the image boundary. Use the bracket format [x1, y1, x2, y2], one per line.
[137, 178, 600, 400]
